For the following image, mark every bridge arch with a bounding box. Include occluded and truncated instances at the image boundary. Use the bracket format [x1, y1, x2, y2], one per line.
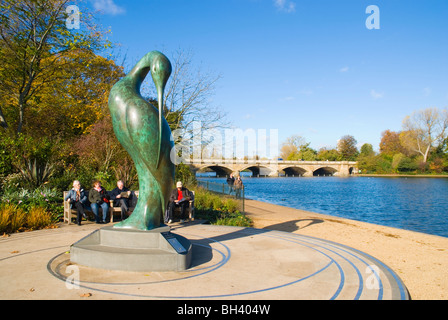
[313, 166, 338, 176]
[281, 166, 308, 177]
[239, 165, 274, 177]
[195, 165, 233, 177]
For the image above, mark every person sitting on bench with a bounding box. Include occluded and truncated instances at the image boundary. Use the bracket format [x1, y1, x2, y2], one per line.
[89, 180, 110, 224]
[65, 180, 88, 225]
[167, 181, 191, 224]
[110, 180, 131, 220]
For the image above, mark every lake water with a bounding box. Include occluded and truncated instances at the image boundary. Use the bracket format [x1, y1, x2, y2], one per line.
[198, 176, 448, 238]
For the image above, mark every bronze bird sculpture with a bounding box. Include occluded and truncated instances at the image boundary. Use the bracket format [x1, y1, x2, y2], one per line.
[108, 51, 174, 230]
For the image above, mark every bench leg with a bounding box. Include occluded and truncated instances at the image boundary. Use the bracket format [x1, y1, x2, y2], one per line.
[189, 205, 194, 221]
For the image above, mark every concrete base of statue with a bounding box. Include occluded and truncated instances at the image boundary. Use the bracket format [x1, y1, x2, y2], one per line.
[70, 226, 192, 272]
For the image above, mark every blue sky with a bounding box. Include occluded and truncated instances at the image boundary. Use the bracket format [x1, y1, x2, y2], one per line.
[87, 0, 448, 152]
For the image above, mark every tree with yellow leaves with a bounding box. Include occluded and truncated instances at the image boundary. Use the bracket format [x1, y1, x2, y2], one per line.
[25, 49, 124, 139]
[0, 0, 113, 134]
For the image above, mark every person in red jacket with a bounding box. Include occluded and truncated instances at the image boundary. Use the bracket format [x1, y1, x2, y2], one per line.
[166, 181, 191, 223]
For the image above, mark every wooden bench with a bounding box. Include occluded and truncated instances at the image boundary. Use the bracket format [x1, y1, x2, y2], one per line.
[63, 190, 139, 225]
[63, 190, 195, 224]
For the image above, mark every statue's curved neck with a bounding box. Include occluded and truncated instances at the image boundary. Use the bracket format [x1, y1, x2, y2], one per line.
[128, 53, 155, 90]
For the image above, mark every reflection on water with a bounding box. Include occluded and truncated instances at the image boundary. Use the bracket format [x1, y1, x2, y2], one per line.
[198, 176, 448, 238]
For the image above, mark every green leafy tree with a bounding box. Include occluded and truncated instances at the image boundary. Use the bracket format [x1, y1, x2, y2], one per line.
[357, 143, 378, 173]
[359, 143, 375, 157]
[317, 147, 341, 161]
[175, 163, 197, 187]
[287, 142, 317, 161]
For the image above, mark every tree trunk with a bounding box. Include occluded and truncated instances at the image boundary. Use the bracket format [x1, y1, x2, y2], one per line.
[17, 99, 25, 134]
[423, 145, 431, 163]
[0, 107, 8, 129]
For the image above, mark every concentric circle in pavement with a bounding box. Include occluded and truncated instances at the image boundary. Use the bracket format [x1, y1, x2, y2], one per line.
[1, 223, 409, 300]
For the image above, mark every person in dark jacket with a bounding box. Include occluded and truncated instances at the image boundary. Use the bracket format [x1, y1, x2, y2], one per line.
[226, 174, 235, 194]
[110, 180, 131, 220]
[65, 180, 87, 225]
[166, 181, 191, 223]
[88, 180, 109, 224]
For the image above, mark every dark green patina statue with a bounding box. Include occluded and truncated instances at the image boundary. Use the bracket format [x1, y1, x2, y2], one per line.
[108, 51, 174, 230]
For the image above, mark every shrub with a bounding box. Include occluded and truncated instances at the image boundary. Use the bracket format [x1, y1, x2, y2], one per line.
[194, 188, 240, 213]
[0, 204, 27, 234]
[0, 187, 64, 225]
[47, 168, 77, 192]
[0, 206, 10, 234]
[397, 157, 418, 172]
[215, 212, 253, 227]
[17, 159, 55, 190]
[9, 206, 26, 233]
[27, 206, 55, 230]
[222, 198, 238, 213]
[194, 189, 213, 210]
[192, 187, 252, 227]
[212, 196, 223, 211]
[0, 173, 23, 192]
[0, 202, 57, 234]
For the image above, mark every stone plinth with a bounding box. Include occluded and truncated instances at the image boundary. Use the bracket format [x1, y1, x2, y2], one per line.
[70, 226, 192, 272]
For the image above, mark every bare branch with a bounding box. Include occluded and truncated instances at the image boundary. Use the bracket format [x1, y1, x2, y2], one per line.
[401, 107, 448, 162]
[143, 48, 229, 135]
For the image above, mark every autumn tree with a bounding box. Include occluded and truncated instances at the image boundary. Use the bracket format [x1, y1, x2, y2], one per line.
[0, 0, 127, 191]
[379, 130, 405, 156]
[337, 135, 359, 161]
[25, 50, 124, 139]
[0, 0, 111, 134]
[280, 135, 305, 159]
[74, 116, 122, 173]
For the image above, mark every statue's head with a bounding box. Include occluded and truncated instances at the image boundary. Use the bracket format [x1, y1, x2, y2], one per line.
[150, 51, 172, 94]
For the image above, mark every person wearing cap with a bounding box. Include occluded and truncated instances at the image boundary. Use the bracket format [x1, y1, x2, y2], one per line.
[166, 181, 191, 223]
[110, 180, 132, 220]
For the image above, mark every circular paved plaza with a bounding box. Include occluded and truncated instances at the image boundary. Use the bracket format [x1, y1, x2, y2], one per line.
[0, 222, 409, 300]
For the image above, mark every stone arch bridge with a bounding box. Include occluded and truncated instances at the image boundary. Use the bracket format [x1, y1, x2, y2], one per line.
[188, 159, 358, 177]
